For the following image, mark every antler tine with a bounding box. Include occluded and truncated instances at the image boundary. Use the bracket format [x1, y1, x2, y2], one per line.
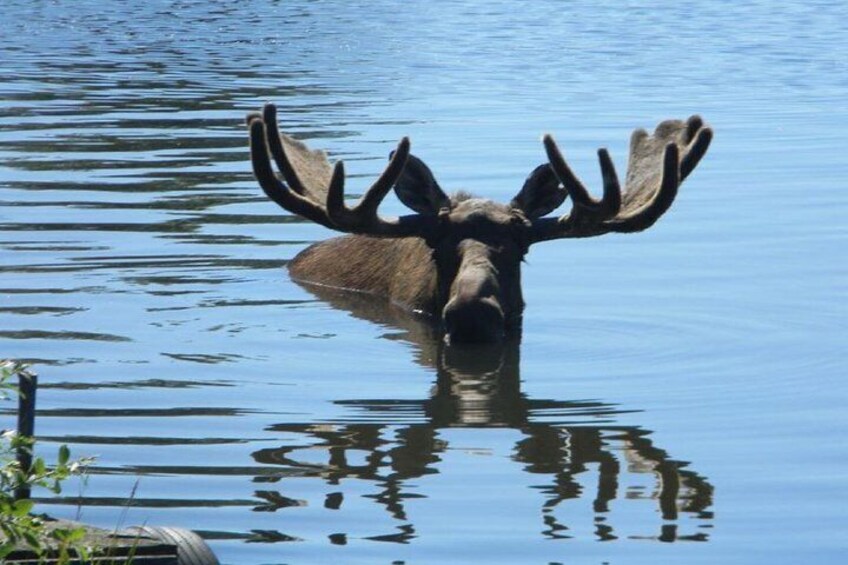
[597, 148, 623, 216]
[680, 124, 713, 181]
[247, 117, 337, 229]
[326, 160, 348, 223]
[262, 103, 308, 196]
[356, 137, 411, 217]
[543, 134, 607, 211]
[328, 137, 410, 224]
[541, 134, 623, 226]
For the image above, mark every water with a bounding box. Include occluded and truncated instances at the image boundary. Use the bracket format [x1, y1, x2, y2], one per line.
[1, 1, 846, 563]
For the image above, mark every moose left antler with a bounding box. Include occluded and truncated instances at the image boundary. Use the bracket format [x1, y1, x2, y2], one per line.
[528, 115, 712, 241]
[248, 103, 712, 343]
[249, 104, 431, 237]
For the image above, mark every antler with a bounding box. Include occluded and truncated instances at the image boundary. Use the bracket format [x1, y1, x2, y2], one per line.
[529, 115, 713, 242]
[247, 103, 433, 237]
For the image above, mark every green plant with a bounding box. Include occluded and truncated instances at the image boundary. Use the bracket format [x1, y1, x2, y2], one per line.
[0, 360, 95, 563]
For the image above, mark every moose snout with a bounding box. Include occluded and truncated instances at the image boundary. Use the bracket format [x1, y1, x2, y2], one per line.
[442, 295, 505, 344]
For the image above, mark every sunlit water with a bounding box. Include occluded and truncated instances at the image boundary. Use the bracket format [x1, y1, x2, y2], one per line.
[1, 1, 846, 563]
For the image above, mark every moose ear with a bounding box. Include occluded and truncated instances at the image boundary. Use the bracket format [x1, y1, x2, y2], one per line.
[393, 153, 451, 215]
[510, 163, 567, 219]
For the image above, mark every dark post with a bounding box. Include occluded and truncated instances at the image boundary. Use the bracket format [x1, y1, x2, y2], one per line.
[15, 369, 37, 501]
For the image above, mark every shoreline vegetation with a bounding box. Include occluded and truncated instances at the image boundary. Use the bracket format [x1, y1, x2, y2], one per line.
[1, 360, 97, 562]
[1, 360, 216, 564]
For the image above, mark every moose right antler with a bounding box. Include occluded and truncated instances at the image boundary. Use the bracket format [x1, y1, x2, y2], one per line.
[247, 103, 712, 343]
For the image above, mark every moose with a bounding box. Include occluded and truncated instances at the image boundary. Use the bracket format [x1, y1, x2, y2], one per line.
[247, 103, 712, 343]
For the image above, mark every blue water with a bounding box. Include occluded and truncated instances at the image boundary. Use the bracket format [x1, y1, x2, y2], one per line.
[1, 1, 846, 563]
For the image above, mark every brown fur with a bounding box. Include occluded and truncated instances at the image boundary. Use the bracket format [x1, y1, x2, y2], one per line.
[289, 235, 438, 315]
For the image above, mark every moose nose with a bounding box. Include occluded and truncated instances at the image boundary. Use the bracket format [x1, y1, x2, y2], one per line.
[443, 295, 505, 344]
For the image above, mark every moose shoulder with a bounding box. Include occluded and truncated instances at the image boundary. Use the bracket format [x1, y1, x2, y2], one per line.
[248, 104, 712, 344]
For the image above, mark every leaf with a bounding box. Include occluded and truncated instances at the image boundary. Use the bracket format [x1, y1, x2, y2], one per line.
[67, 527, 86, 543]
[32, 457, 46, 477]
[0, 522, 19, 542]
[0, 543, 15, 559]
[58, 444, 70, 466]
[52, 527, 73, 542]
[12, 498, 34, 517]
[22, 529, 41, 551]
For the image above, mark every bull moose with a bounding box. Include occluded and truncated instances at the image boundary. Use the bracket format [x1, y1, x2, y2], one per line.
[247, 104, 712, 343]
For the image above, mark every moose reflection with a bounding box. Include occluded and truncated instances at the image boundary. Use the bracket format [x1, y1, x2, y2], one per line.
[251, 284, 713, 543]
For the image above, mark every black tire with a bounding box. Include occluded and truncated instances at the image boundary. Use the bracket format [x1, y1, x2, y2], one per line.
[123, 525, 220, 565]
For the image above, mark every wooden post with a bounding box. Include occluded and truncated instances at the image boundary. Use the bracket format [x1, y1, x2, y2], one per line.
[15, 369, 37, 501]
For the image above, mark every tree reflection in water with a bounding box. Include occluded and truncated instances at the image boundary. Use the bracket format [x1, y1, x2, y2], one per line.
[252, 283, 713, 544]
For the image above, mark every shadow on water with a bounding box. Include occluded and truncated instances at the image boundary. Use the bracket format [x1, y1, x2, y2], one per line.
[252, 283, 714, 544]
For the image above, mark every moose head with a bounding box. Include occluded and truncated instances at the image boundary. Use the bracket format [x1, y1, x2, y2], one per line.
[248, 104, 712, 344]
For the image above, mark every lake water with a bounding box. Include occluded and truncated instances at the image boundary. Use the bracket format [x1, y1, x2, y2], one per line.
[1, 1, 846, 563]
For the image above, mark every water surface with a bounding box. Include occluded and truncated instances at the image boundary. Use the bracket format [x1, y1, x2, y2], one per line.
[1, 1, 846, 563]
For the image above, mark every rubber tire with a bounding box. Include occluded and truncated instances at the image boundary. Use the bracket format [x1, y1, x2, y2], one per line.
[123, 525, 220, 565]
